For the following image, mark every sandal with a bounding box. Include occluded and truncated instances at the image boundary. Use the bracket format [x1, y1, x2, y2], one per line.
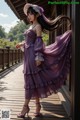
[34, 102, 42, 117]
[17, 105, 30, 118]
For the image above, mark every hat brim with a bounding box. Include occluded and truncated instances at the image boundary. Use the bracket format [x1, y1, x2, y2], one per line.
[23, 3, 33, 16]
[23, 3, 44, 16]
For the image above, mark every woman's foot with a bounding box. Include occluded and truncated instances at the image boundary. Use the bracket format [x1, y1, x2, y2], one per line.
[34, 102, 42, 117]
[17, 105, 30, 118]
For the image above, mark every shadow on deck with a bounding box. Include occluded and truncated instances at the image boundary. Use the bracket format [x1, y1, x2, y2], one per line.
[0, 65, 70, 120]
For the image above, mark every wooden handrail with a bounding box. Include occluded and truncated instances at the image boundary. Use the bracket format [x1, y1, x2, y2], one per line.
[0, 48, 23, 72]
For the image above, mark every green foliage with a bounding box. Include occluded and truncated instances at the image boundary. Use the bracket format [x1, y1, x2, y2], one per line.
[0, 38, 19, 48]
[8, 21, 30, 42]
[0, 26, 6, 38]
[42, 33, 49, 45]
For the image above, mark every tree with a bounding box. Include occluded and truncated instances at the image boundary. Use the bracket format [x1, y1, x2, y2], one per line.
[8, 33, 14, 41]
[0, 25, 6, 38]
[8, 21, 29, 41]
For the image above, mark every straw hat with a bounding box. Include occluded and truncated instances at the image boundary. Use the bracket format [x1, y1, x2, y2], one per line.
[23, 3, 44, 16]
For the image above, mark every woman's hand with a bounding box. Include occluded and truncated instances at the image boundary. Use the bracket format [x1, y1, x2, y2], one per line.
[16, 42, 25, 49]
[35, 60, 41, 66]
[16, 43, 22, 48]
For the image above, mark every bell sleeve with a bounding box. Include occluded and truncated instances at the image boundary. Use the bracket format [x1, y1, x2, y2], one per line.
[34, 36, 45, 61]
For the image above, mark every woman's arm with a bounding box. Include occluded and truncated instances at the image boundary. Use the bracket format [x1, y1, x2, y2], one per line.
[34, 24, 44, 66]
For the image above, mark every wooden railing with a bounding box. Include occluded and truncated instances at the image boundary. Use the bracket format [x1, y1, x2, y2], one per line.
[0, 48, 23, 72]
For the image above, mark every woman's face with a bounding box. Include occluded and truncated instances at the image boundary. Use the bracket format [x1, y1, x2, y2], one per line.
[27, 12, 36, 22]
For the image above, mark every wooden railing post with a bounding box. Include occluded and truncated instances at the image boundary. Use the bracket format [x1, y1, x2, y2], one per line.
[6, 47, 10, 68]
[2, 49, 5, 70]
[12, 49, 14, 66]
[18, 49, 20, 63]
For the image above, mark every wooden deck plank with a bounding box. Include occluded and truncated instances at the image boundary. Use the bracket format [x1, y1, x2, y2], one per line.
[0, 65, 70, 120]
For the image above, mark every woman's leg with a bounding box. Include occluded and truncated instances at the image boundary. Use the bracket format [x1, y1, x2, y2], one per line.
[34, 97, 41, 116]
[21, 98, 30, 114]
[24, 98, 30, 106]
[17, 99, 30, 118]
[35, 97, 40, 104]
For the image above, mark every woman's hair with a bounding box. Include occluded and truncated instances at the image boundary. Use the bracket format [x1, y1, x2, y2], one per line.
[27, 6, 71, 32]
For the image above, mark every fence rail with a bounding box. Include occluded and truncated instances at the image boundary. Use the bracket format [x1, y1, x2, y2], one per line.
[0, 48, 23, 72]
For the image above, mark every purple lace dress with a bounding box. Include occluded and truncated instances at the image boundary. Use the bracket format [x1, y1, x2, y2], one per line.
[23, 29, 72, 99]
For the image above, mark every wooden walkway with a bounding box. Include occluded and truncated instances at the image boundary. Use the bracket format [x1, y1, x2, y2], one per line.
[0, 64, 70, 120]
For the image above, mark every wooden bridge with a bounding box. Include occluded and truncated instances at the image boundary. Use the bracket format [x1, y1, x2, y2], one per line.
[0, 64, 70, 120]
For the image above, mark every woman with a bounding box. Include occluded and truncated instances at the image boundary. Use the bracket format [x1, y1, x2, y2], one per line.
[16, 3, 72, 118]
